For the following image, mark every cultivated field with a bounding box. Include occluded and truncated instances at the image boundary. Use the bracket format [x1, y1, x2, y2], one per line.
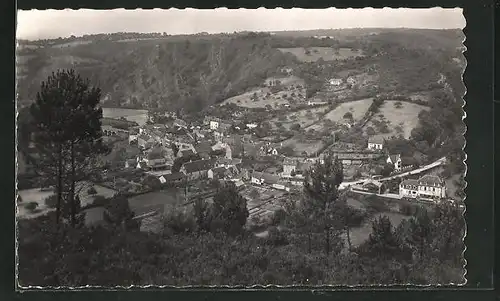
[270, 106, 330, 130]
[221, 76, 306, 109]
[305, 98, 373, 131]
[364, 101, 429, 139]
[325, 98, 373, 122]
[277, 47, 364, 62]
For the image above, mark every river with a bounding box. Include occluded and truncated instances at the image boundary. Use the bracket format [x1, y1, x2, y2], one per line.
[102, 108, 148, 126]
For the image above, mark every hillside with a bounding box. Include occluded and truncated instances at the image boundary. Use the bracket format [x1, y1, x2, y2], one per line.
[17, 34, 298, 112]
[17, 29, 463, 112]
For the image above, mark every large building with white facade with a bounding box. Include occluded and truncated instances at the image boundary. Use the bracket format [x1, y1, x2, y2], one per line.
[399, 175, 446, 200]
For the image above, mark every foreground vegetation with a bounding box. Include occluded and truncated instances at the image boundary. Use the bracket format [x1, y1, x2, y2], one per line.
[18, 152, 465, 286]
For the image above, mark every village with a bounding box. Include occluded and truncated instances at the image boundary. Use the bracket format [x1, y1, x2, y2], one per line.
[96, 83, 454, 223]
[17, 61, 463, 234]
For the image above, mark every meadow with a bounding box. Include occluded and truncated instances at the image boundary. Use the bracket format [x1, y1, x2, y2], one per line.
[277, 47, 364, 62]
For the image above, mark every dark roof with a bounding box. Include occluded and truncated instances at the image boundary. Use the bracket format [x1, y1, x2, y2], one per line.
[174, 119, 187, 127]
[418, 175, 444, 187]
[362, 180, 383, 188]
[138, 134, 150, 141]
[252, 171, 279, 184]
[147, 148, 164, 160]
[181, 149, 195, 157]
[401, 179, 419, 186]
[183, 159, 214, 173]
[368, 136, 385, 144]
[389, 154, 400, 163]
[162, 172, 186, 182]
[283, 158, 297, 166]
[195, 142, 212, 154]
[211, 167, 227, 177]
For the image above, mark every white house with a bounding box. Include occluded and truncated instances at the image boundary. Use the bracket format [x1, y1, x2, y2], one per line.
[387, 154, 402, 171]
[272, 182, 291, 192]
[399, 175, 446, 200]
[128, 133, 138, 144]
[210, 120, 220, 130]
[329, 78, 343, 86]
[246, 123, 258, 129]
[367, 137, 384, 150]
[282, 158, 297, 177]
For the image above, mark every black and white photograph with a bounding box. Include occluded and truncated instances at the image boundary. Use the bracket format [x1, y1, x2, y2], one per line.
[16, 8, 467, 288]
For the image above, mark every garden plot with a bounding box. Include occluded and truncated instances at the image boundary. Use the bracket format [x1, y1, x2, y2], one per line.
[364, 101, 429, 139]
[270, 106, 330, 130]
[221, 76, 306, 109]
[282, 137, 325, 157]
[324, 98, 373, 122]
[305, 98, 373, 131]
[277, 47, 364, 63]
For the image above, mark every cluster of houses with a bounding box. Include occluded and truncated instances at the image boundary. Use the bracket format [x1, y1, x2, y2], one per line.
[102, 105, 448, 203]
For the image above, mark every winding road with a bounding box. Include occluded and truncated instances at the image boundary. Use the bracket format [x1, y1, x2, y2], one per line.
[339, 156, 447, 190]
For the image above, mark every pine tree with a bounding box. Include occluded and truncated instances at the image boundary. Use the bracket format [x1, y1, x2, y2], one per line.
[30, 69, 109, 226]
[303, 151, 345, 256]
[211, 182, 249, 236]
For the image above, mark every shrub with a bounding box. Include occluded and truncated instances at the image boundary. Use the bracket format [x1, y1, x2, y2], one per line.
[346, 206, 369, 227]
[399, 202, 422, 216]
[25, 202, 38, 212]
[343, 112, 353, 120]
[271, 208, 287, 226]
[93, 195, 109, 207]
[87, 187, 97, 195]
[364, 195, 390, 213]
[266, 227, 289, 246]
[44, 194, 57, 208]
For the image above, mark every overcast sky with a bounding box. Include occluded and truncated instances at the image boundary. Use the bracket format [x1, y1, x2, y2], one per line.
[17, 8, 465, 40]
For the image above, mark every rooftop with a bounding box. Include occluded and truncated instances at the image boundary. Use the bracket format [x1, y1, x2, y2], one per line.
[183, 159, 215, 173]
[401, 179, 419, 186]
[252, 171, 279, 184]
[418, 175, 444, 187]
[368, 136, 385, 144]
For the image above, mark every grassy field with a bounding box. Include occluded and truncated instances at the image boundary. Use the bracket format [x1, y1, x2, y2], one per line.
[365, 101, 429, 139]
[270, 106, 330, 130]
[221, 76, 306, 109]
[17, 182, 118, 219]
[325, 98, 373, 122]
[282, 137, 325, 156]
[77, 181, 118, 207]
[277, 47, 364, 62]
[128, 189, 185, 216]
[306, 98, 373, 131]
[52, 40, 93, 48]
